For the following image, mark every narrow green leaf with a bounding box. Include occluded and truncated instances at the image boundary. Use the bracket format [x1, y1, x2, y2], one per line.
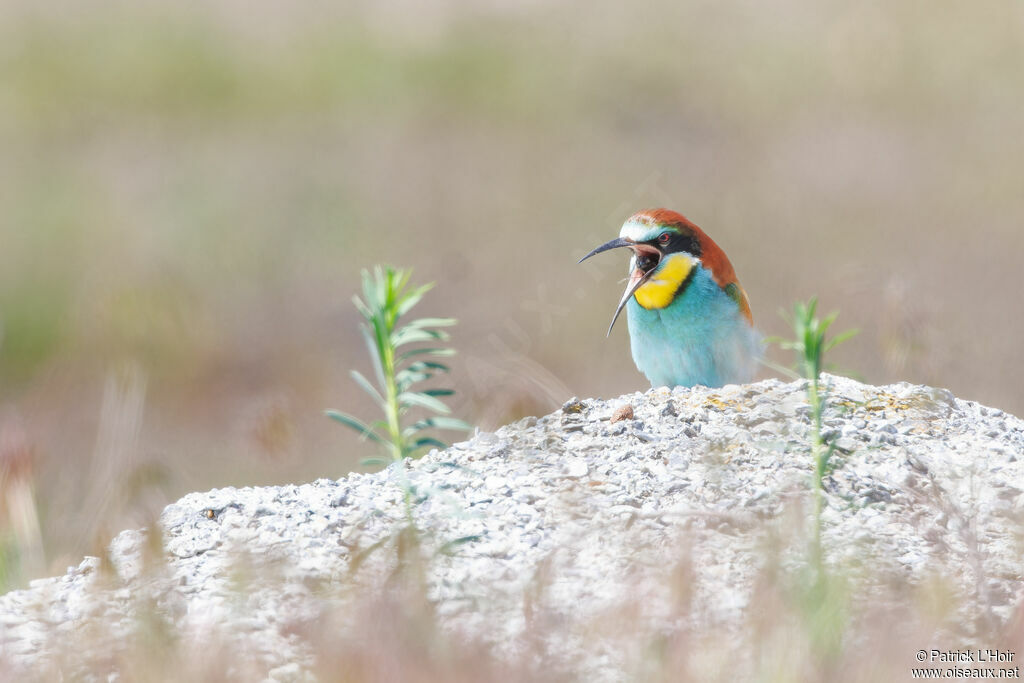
[403, 317, 457, 330]
[396, 283, 434, 317]
[326, 410, 385, 444]
[407, 416, 472, 433]
[412, 437, 447, 450]
[395, 364, 451, 392]
[352, 295, 373, 322]
[393, 327, 447, 347]
[361, 269, 378, 311]
[824, 328, 859, 352]
[439, 417, 472, 431]
[358, 324, 387, 389]
[359, 270, 371, 305]
[350, 370, 385, 407]
[395, 269, 413, 297]
[399, 392, 452, 414]
[404, 360, 450, 374]
[820, 311, 839, 334]
[398, 347, 456, 362]
[369, 315, 387, 350]
[372, 266, 387, 309]
[396, 372, 431, 393]
[422, 388, 454, 397]
[396, 366, 434, 381]
[361, 456, 391, 467]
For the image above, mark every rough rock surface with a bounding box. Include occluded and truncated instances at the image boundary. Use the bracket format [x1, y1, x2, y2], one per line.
[1, 375, 1023, 680]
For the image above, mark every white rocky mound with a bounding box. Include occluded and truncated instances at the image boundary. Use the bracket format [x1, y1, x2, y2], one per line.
[1, 375, 1022, 680]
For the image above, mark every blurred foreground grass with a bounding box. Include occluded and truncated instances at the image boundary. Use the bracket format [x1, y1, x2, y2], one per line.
[3, 491, 1022, 682]
[1, 0, 1023, 589]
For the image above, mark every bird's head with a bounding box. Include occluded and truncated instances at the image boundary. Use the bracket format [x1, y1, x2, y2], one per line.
[578, 209, 751, 335]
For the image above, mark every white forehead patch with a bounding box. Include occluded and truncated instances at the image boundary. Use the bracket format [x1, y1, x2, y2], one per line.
[619, 217, 663, 243]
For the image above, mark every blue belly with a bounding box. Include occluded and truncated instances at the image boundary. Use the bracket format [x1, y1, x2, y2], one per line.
[626, 268, 760, 388]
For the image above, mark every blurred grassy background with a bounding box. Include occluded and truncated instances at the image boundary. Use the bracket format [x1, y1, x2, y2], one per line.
[1, 0, 1023, 582]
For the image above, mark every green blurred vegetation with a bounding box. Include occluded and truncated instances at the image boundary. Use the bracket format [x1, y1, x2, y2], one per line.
[1, 0, 1023, 582]
[327, 266, 469, 466]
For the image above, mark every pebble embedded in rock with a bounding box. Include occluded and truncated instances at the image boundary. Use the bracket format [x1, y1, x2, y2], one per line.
[610, 405, 634, 424]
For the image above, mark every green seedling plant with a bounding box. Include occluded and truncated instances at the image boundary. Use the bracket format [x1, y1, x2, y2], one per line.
[768, 298, 858, 546]
[327, 266, 470, 524]
[776, 298, 857, 527]
[768, 297, 858, 664]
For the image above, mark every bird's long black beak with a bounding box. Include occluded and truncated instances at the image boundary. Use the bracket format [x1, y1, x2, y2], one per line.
[577, 237, 635, 263]
[578, 236, 660, 337]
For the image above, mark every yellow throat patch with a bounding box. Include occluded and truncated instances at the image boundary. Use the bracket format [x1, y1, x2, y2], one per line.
[634, 252, 695, 309]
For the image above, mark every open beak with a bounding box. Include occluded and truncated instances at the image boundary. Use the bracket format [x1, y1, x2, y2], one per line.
[577, 237, 636, 264]
[578, 237, 662, 337]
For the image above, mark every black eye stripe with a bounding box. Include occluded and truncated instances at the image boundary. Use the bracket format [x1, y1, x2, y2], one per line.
[651, 230, 702, 256]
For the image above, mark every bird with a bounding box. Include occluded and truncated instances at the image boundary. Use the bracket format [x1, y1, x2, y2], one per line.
[578, 208, 761, 388]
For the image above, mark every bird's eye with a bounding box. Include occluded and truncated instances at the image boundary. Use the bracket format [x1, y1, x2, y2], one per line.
[658, 232, 671, 245]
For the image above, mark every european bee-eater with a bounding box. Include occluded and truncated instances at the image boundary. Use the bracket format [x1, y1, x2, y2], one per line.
[579, 209, 760, 388]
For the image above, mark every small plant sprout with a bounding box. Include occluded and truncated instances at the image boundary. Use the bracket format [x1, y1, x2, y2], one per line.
[769, 298, 858, 557]
[767, 297, 858, 665]
[327, 266, 470, 469]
